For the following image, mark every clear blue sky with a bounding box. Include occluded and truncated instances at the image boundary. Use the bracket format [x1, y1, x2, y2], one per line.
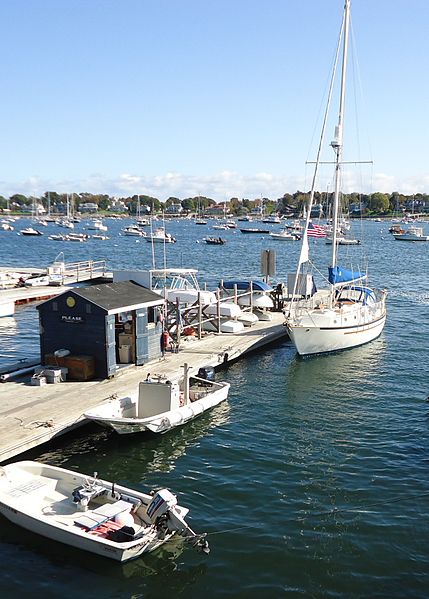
[0, 0, 428, 200]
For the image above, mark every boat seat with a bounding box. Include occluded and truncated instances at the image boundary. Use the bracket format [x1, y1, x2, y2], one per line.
[74, 499, 131, 530]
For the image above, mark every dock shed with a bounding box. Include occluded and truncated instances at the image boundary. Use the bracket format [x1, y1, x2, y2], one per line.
[37, 281, 165, 379]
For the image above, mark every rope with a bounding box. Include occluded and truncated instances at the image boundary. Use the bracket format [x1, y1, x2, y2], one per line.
[296, 491, 429, 521]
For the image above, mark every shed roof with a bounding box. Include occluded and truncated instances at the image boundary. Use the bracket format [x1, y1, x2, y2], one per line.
[40, 281, 164, 314]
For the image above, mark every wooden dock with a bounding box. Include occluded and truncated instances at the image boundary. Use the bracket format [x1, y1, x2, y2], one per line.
[0, 313, 288, 463]
[0, 260, 112, 307]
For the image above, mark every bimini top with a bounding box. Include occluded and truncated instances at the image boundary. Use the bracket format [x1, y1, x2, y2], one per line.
[328, 266, 366, 286]
[220, 280, 273, 292]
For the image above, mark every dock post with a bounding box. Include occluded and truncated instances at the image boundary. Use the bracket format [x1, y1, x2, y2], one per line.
[250, 281, 254, 313]
[197, 292, 202, 340]
[182, 362, 190, 405]
[233, 284, 238, 304]
[176, 298, 181, 351]
[216, 289, 221, 333]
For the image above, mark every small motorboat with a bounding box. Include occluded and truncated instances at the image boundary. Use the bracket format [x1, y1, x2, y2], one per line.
[122, 226, 145, 237]
[67, 233, 89, 242]
[24, 275, 51, 287]
[325, 236, 361, 245]
[239, 228, 269, 234]
[1, 223, 14, 231]
[393, 226, 429, 241]
[145, 228, 176, 243]
[204, 237, 226, 245]
[20, 227, 43, 236]
[269, 229, 300, 241]
[92, 234, 110, 240]
[0, 461, 209, 562]
[49, 233, 67, 241]
[84, 364, 230, 435]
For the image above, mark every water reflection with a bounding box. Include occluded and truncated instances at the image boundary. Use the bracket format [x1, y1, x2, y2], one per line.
[0, 514, 207, 587]
[36, 402, 231, 485]
[284, 337, 386, 399]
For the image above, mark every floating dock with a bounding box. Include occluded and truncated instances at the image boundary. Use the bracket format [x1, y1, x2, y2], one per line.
[0, 313, 288, 463]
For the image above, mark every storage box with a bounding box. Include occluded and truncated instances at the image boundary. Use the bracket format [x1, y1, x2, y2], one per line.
[118, 345, 132, 363]
[44, 354, 95, 381]
[31, 375, 47, 386]
[35, 366, 67, 383]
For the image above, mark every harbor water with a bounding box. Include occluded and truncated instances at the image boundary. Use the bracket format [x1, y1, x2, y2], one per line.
[0, 218, 428, 598]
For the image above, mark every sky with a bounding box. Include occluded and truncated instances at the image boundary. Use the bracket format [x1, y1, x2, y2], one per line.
[0, 0, 428, 201]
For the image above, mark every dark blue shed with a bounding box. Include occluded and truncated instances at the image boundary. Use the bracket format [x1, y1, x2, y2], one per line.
[37, 281, 165, 379]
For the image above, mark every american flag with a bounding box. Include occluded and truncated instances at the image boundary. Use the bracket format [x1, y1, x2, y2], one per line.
[306, 222, 327, 238]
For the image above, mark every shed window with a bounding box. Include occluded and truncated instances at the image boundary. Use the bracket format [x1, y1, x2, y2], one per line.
[52, 302, 58, 312]
[148, 307, 156, 323]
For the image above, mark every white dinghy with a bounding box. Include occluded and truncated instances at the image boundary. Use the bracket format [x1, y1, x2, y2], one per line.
[0, 461, 209, 562]
[84, 364, 230, 435]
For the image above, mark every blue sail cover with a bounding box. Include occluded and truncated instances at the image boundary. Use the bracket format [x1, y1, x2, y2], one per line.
[220, 280, 273, 292]
[328, 266, 366, 285]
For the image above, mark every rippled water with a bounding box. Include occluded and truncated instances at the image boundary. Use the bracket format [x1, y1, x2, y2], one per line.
[0, 218, 428, 598]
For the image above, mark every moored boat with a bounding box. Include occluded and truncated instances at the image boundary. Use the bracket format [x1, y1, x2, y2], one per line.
[393, 226, 429, 241]
[269, 229, 300, 241]
[239, 228, 269, 234]
[84, 365, 230, 435]
[20, 227, 43, 236]
[145, 228, 176, 243]
[285, 0, 387, 356]
[0, 460, 209, 562]
[204, 237, 226, 245]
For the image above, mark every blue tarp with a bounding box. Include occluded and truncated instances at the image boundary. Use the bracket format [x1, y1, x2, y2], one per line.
[328, 266, 366, 285]
[220, 280, 273, 292]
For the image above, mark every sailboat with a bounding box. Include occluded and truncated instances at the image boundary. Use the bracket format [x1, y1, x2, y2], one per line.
[285, 0, 387, 356]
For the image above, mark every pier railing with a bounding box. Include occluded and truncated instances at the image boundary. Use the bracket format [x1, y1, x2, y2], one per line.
[48, 260, 109, 283]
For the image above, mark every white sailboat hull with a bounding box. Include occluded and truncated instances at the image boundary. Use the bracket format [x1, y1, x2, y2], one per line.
[287, 305, 386, 356]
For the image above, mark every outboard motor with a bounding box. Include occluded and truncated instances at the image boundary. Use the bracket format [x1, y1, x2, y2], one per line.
[146, 489, 178, 523]
[196, 366, 215, 387]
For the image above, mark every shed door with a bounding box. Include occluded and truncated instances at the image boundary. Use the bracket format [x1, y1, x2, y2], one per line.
[105, 314, 117, 377]
[135, 308, 149, 366]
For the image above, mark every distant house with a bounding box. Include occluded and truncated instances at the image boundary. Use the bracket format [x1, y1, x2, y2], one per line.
[165, 202, 183, 214]
[206, 202, 228, 216]
[108, 199, 128, 213]
[79, 202, 98, 213]
[21, 203, 46, 215]
[349, 202, 366, 214]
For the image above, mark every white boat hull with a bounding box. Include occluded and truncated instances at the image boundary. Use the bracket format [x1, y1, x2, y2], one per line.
[287, 307, 386, 356]
[393, 234, 429, 241]
[84, 383, 230, 434]
[237, 293, 274, 309]
[0, 300, 15, 317]
[0, 461, 203, 562]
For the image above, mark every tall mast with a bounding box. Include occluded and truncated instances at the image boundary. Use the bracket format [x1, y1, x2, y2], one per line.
[330, 0, 350, 269]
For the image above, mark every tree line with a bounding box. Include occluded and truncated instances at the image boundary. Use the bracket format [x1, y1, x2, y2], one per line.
[0, 190, 428, 216]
